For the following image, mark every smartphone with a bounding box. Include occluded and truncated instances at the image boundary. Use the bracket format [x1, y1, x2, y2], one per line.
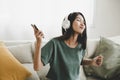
[31, 24, 39, 30]
[31, 24, 44, 38]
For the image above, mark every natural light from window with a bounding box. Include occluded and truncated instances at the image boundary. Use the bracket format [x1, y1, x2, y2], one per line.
[0, 0, 94, 40]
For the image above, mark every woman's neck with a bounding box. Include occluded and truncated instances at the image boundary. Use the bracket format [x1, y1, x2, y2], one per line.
[64, 34, 79, 48]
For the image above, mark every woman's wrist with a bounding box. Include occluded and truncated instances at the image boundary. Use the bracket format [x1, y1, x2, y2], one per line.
[35, 40, 42, 47]
[90, 59, 94, 65]
[82, 59, 93, 65]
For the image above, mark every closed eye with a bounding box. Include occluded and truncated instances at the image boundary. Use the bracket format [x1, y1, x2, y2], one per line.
[77, 19, 80, 21]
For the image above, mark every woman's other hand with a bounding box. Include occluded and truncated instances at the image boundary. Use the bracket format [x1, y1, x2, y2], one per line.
[92, 55, 104, 67]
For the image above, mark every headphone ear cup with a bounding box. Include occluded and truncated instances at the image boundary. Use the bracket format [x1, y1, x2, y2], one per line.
[62, 17, 70, 31]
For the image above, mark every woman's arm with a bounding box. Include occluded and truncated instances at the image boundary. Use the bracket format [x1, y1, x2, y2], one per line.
[81, 55, 103, 67]
[32, 25, 44, 71]
[81, 58, 93, 65]
[33, 41, 43, 71]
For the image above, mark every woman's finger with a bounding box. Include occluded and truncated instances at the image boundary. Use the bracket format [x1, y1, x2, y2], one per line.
[97, 57, 103, 66]
[32, 25, 37, 32]
[36, 31, 44, 38]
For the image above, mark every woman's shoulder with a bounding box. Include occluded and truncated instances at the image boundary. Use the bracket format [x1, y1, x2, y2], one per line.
[51, 37, 62, 42]
[49, 36, 63, 44]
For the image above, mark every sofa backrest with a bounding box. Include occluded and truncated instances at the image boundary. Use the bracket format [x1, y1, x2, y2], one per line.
[3, 36, 120, 63]
[84, 36, 120, 58]
[4, 41, 33, 64]
[3, 40, 48, 64]
[84, 39, 100, 58]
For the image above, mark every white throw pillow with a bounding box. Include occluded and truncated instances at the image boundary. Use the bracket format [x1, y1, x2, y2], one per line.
[8, 43, 33, 63]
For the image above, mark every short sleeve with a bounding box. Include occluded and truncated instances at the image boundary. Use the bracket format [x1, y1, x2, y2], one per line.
[81, 49, 86, 65]
[82, 49, 86, 57]
[41, 40, 54, 65]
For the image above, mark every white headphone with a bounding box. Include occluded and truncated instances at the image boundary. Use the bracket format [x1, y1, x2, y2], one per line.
[62, 16, 70, 31]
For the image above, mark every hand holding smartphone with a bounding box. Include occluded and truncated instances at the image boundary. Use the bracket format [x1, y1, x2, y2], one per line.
[31, 24, 44, 38]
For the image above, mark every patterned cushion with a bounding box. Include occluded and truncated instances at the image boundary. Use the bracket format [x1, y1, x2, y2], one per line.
[83, 37, 120, 80]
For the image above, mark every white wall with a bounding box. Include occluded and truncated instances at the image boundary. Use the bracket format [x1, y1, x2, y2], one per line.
[0, 0, 120, 41]
[88, 0, 120, 39]
[0, 0, 94, 41]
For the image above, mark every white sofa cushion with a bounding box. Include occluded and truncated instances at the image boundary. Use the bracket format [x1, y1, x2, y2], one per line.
[84, 39, 99, 58]
[8, 43, 33, 63]
[80, 66, 87, 80]
[36, 64, 50, 80]
[107, 36, 120, 44]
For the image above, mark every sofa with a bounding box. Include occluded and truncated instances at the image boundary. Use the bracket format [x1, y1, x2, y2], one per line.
[1, 35, 120, 80]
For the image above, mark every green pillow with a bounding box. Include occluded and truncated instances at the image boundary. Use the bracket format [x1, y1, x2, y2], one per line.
[83, 37, 120, 80]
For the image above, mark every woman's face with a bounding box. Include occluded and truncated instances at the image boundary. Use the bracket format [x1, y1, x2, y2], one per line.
[72, 15, 85, 34]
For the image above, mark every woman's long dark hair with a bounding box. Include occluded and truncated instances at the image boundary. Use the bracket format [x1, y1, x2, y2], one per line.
[58, 12, 87, 50]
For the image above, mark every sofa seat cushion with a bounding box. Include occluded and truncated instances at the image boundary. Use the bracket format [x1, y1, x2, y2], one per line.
[0, 41, 32, 80]
[23, 64, 40, 80]
[80, 66, 87, 80]
[37, 64, 50, 80]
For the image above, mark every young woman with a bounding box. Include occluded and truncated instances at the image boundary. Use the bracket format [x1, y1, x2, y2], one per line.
[32, 12, 103, 80]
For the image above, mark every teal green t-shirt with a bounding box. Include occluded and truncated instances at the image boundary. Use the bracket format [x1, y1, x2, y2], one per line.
[41, 38, 86, 80]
